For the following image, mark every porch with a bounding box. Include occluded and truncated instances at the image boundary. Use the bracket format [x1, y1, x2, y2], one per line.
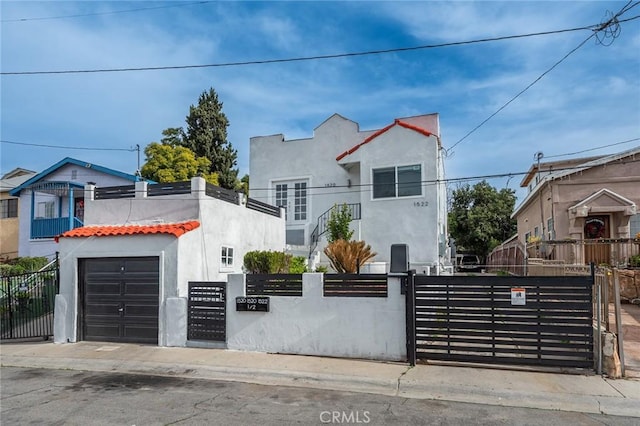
[28, 181, 85, 239]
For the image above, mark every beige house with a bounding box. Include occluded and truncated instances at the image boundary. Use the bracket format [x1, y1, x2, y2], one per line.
[0, 168, 37, 260]
[512, 146, 640, 266]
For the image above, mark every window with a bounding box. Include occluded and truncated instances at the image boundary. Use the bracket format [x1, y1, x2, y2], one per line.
[534, 226, 540, 237]
[221, 246, 234, 269]
[294, 182, 307, 221]
[37, 201, 55, 218]
[547, 217, 555, 240]
[630, 214, 640, 238]
[275, 184, 287, 220]
[0, 199, 18, 218]
[71, 170, 78, 180]
[372, 164, 421, 199]
[525, 232, 531, 243]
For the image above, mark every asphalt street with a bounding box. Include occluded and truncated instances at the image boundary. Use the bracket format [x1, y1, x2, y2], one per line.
[1, 366, 637, 426]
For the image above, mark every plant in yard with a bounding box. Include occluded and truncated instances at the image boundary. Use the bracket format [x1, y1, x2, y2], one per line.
[314, 265, 329, 273]
[243, 250, 291, 273]
[289, 256, 308, 274]
[323, 240, 376, 273]
[326, 204, 354, 243]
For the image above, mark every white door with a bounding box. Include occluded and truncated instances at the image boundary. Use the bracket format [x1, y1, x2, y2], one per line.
[274, 180, 308, 224]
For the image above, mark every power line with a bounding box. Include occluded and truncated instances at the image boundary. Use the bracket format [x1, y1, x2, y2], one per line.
[1, 1, 213, 23]
[544, 138, 640, 159]
[446, 7, 640, 153]
[0, 139, 136, 152]
[0, 24, 606, 76]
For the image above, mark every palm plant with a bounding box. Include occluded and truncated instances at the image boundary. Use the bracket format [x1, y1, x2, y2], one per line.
[323, 240, 376, 273]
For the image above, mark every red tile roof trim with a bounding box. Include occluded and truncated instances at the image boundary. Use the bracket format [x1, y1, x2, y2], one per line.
[55, 220, 200, 242]
[335, 119, 434, 161]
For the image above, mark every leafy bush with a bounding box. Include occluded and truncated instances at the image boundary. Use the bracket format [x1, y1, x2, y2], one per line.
[314, 265, 329, 273]
[327, 204, 354, 243]
[289, 256, 308, 274]
[0, 257, 50, 276]
[630, 254, 640, 268]
[243, 250, 291, 274]
[324, 240, 376, 273]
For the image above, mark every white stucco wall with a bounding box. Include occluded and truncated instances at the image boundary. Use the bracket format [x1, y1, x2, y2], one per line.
[250, 113, 448, 270]
[55, 234, 178, 345]
[55, 177, 286, 345]
[225, 274, 407, 361]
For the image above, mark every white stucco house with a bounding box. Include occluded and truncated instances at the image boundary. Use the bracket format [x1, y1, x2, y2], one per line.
[9, 157, 143, 259]
[54, 177, 285, 346]
[250, 113, 451, 274]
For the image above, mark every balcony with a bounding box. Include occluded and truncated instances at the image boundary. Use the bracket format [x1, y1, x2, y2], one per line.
[31, 217, 83, 239]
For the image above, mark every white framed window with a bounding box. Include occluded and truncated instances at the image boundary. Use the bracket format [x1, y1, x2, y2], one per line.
[37, 201, 55, 218]
[71, 170, 78, 180]
[372, 164, 422, 199]
[221, 246, 234, 269]
[547, 217, 555, 240]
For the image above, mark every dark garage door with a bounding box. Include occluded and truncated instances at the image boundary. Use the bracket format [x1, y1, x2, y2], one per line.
[80, 257, 159, 344]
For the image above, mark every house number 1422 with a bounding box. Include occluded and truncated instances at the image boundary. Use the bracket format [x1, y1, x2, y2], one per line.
[414, 201, 429, 207]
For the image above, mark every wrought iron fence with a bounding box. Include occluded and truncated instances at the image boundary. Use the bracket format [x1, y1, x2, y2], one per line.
[1, 267, 59, 340]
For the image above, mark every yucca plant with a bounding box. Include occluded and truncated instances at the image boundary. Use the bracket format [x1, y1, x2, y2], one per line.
[324, 239, 377, 273]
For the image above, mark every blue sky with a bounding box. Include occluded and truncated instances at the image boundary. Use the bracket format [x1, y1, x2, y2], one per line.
[1, 1, 639, 204]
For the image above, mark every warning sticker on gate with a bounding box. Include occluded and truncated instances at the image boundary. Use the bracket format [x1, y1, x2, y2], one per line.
[511, 288, 526, 305]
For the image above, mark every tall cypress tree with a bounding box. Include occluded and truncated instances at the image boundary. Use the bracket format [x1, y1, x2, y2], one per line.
[177, 88, 239, 189]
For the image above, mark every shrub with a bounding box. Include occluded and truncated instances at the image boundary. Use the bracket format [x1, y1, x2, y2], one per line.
[327, 204, 354, 243]
[0, 256, 50, 276]
[324, 240, 377, 273]
[629, 254, 640, 268]
[314, 265, 329, 273]
[289, 256, 308, 274]
[243, 250, 291, 274]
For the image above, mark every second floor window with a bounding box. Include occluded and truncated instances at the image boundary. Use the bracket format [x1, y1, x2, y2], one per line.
[372, 164, 422, 199]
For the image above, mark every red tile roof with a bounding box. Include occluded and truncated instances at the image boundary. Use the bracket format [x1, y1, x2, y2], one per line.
[55, 220, 200, 242]
[335, 119, 434, 161]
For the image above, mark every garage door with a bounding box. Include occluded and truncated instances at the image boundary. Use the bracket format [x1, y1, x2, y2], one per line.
[80, 257, 159, 344]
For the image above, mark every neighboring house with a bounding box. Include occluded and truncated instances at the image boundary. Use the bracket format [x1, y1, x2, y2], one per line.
[9, 158, 143, 259]
[512, 146, 640, 265]
[250, 113, 450, 274]
[54, 177, 285, 346]
[0, 168, 37, 260]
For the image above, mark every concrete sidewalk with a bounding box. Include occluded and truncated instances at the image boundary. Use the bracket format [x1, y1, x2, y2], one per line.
[1, 341, 639, 418]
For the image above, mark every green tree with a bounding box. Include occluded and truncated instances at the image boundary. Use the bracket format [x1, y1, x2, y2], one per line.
[327, 204, 354, 243]
[140, 142, 218, 185]
[236, 174, 249, 196]
[448, 181, 517, 259]
[177, 88, 238, 189]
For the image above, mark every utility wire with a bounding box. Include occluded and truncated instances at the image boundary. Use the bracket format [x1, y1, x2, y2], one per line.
[446, 7, 639, 153]
[0, 139, 136, 152]
[1, 1, 213, 23]
[0, 24, 609, 76]
[544, 138, 640, 159]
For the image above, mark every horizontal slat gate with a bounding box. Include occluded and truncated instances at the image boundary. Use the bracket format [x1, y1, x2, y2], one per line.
[188, 282, 226, 342]
[413, 275, 594, 368]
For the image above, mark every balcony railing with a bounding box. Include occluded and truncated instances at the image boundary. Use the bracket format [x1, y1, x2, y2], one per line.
[31, 217, 83, 239]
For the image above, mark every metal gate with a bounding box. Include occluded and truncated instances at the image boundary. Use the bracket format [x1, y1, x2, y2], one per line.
[188, 282, 226, 342]
[1, 267, 59, 340]
[407, 274, 594, 369]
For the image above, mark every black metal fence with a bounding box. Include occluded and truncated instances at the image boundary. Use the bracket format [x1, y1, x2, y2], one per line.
[246, 274, 303, 296]
[323, 274, 388, 297]
[246, 197, 281, 217]
[410, 274, 594, 369]
[1, 267, 59, 340]
[94, 184, 136, 200]
[187, 282, 226, 342]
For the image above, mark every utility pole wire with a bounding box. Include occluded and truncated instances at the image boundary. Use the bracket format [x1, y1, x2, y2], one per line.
[0, 24, 615, 76]
[1, 1, 213, 23]
[446, 7, 639, 153]
[0, 139, 136, 152]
